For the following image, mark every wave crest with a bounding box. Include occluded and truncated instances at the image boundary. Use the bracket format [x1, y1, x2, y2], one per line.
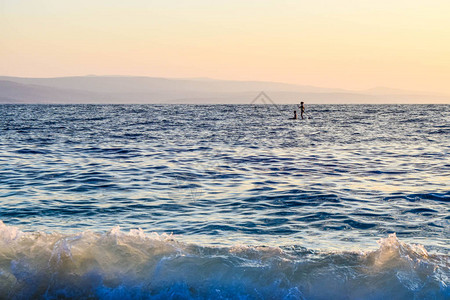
[0, 221, 448, 299]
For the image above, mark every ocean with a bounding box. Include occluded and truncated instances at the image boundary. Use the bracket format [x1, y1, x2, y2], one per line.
[0, 104, 448, 299]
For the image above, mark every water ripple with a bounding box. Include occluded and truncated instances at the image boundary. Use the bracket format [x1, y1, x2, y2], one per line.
[0, 104, 449, 253]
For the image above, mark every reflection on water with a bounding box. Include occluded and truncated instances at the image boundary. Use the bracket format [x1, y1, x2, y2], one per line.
[0, 104, 449, 253]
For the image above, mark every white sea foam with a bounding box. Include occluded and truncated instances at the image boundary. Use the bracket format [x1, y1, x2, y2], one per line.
[0, 221, 448, 299]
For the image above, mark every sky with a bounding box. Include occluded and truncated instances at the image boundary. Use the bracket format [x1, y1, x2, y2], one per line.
[1, 0, 450, 94]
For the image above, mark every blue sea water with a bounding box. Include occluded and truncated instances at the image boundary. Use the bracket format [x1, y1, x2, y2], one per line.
[0, 104, 449, 299]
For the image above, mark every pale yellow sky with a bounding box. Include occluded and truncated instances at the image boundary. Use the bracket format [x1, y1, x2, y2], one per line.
[1, 0, 449, 94]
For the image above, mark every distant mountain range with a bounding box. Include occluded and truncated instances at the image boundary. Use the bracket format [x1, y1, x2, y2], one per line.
[0, 76, 449, 104]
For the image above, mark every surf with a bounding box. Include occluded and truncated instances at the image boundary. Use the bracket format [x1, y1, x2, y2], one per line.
[0, 221, 448, 299]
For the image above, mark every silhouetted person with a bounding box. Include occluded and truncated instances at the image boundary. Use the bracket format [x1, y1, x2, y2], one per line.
[298, 101, 305, 119]
[291, 110, 298, 119]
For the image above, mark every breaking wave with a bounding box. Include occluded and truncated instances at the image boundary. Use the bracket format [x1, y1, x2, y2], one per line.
[0, 221, 448, 299]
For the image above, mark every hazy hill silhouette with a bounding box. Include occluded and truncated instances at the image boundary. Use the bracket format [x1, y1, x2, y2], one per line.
[1, 76, 449, 104]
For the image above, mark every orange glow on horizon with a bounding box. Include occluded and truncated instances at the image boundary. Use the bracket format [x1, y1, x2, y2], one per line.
[1, 0, 449, 95]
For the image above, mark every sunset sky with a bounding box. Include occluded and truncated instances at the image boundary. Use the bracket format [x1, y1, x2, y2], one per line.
[1, 0, 449, 94]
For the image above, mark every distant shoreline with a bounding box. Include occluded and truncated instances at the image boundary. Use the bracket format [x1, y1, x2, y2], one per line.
[1, 76, 449, 104]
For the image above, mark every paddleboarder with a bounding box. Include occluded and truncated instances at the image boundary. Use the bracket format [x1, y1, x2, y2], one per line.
[298, 101, 305, 119]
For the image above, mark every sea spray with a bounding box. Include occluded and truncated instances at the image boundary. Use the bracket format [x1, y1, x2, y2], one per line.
[0, 222, 448, 299]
